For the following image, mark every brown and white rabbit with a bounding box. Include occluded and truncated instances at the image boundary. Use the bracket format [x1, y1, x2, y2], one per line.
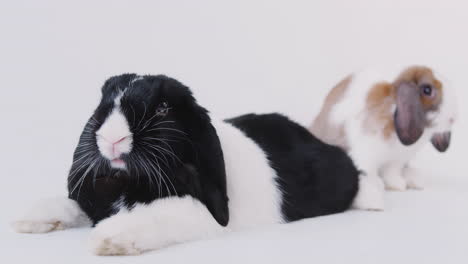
[310, 66, 458, 210]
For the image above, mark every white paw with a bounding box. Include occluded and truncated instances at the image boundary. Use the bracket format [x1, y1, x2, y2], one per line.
[12, 197, 91, 234]
[12, 220, 64, 233]
[90, 214, 144, 256]
[383, 174, 407, 191]
[403, 168, 425, 190]
[90, 233, 142, 256]
[372, 174, 385, 190]
[352, 175, 385, 211]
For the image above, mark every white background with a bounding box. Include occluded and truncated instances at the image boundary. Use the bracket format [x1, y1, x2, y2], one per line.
[0, 0, 467, 263]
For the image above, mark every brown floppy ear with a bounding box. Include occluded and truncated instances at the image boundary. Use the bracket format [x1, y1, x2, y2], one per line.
[394, 82, 426, 145]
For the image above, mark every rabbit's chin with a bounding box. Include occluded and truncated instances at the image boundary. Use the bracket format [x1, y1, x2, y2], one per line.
[110, 159, 126, 169]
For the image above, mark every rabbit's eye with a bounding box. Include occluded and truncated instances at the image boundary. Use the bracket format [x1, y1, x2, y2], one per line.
[156, 102, 169, 116]
[421, 84, 433, 97]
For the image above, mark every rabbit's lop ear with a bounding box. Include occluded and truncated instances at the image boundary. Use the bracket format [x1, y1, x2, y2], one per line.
[431, 131, 451, 152]
[192, 122, 229, 226]
[166, 79, 229, 226]
[394, 82, 425, 145]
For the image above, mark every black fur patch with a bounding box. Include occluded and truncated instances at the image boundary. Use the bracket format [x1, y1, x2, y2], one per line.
[67, 74, 229, 226]
[226, 113, 359, 221]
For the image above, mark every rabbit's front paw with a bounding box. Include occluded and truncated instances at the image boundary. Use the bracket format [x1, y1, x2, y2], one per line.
[383, 173, 407, 191]
[90, 214, 145, 256]
[12, 197, 90, 234]
[90, 233, 142, 256]
[90, 224, 143, 255]
[403, 167, 425, 190]
[352, 174, 385, 211]
[12, 220, 64, 233]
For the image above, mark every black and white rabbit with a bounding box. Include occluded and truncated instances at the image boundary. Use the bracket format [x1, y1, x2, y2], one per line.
[13, 74, 359, 255]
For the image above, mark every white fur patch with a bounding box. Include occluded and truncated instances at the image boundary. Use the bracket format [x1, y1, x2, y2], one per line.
[131, 76, 144, 84]
[90, 196, 225, 255]
[352, 174, 384, 211]
[212, 119, 284, 229]
[113, 90, 126, 106]
[12, 197, 91, 233]
[381, 162, 407, 191]
[96, 107, 133, 167]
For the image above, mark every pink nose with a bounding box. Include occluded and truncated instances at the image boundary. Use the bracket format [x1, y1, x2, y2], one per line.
[111, 137, 127, 157]
[112, 136, 127, 145]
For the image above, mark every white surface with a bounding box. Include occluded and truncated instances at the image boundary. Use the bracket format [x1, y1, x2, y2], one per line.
[0, 0, 467, 263]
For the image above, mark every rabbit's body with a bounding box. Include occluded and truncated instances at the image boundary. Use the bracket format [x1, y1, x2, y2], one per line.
[14, 74, 359, 255]
[71, 113, 359, 230]
[226, 114, 358, 222]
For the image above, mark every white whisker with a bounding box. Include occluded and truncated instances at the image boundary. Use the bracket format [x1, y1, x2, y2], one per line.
[144, 150, 176, 196]
[146, 127, 187, 135]
[136, 102, 147, 130]
[71, 155, 99, 199]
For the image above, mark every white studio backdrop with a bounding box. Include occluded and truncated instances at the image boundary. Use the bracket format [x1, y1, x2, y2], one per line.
[0, 1, 466, 263]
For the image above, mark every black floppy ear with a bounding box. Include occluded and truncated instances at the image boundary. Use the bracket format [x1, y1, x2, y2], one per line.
[394, 82, 426, 145]
[164, 78, 229, 226]
[191, 121, 229, 226]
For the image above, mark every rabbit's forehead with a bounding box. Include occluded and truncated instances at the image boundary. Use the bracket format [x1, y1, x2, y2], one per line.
[98, 90, 131, 134]
[114, 90, 126, 106]
[123, 77, 162, 101]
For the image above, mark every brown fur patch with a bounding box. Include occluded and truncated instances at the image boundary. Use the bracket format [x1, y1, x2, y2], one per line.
[365, 82, 396, 139]
[310, 75, 352, 150]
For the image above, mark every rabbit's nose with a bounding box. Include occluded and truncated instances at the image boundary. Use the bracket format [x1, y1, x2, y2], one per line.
[97, 134, 127, 145]
[109, 136, 130, 157]
[111, 136, 128, 146]
[96, 132, 133, 163]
